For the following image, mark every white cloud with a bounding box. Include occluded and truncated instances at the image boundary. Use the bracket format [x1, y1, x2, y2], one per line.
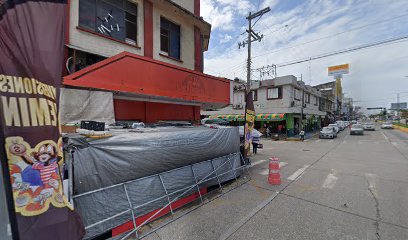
[203, 0, 408, 110]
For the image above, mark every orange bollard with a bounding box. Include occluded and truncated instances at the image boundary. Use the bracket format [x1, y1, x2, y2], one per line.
[268, 157, 281, 185]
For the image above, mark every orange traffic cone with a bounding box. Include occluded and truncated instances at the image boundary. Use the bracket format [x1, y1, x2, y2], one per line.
[268, 157, 281, 185]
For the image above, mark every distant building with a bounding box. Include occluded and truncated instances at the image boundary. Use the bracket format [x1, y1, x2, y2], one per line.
[202, 75, 326, 136]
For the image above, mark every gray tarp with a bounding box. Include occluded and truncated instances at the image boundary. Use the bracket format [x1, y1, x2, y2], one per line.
[60, 88, 115, 125]
[66, 127, 241, 239]
[68, 127, 240, 194]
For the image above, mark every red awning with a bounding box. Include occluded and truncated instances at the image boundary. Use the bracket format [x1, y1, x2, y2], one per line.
[63, 52, 230, 106]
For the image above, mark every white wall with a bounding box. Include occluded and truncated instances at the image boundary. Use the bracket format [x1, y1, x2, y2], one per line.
[69, 0, 196, 70]
[171, 0, 194, 13]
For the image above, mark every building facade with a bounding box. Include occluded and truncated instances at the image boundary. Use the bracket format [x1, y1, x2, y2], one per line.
[202, 75, 327, 136]
[61, 0, 229, 124]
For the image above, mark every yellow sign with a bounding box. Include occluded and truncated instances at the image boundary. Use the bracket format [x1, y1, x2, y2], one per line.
[328, 64, 349, 76]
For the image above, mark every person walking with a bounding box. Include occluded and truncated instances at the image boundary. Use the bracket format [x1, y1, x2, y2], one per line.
[252, 136, 260, 154]
[266, 127, 271, 137]
[299, 130, 305, 142]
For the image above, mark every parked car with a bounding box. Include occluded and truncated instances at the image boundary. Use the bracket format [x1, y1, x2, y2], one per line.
[319, 127, 336, 139]
[350, 124, 364, 135]
[328, 124, 340, 133]
[381, 121, 394, 129]
[363, 122, 375, 131]
[351, 120, 357, 124]
[201, 118, 229, 126]
[344, 121, 350, 127]
[336, 121, 345, 130]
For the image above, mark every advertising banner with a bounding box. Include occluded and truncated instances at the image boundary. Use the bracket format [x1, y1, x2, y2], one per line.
[243, 91, 255, 158]
[0, 0, 84, 239]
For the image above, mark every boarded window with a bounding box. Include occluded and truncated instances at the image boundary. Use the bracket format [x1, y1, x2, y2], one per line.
[160, 17, 181, 59]
[79, 0, 137, 44]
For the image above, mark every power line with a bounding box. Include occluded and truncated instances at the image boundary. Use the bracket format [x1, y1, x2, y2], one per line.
[275, 34, 408, 68]
[252, 13, 408, 60]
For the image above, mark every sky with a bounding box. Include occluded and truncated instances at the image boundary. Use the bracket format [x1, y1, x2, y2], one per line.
[200, 0, 408, 114]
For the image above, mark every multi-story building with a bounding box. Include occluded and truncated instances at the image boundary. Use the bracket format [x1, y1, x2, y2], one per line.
[60, 0, 229, 125]
[313, 81, 342, 120]
[202, 75, 326, 136]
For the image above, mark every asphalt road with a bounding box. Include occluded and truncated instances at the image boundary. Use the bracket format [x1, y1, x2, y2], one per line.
[142, 127, 408, 240]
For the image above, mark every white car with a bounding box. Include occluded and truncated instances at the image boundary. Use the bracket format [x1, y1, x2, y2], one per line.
[319, 127, 337, 139]
[336, 121, 345, 130]
[363, 122, 375, 131]
[381, 122, 394, 129]
[328, 124, 340, 133]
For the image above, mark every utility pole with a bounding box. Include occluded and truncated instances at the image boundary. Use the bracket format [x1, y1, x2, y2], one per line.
[300, 74, 304, 132]
[238, 7, 270, 92]
[397, 93, 400, 119]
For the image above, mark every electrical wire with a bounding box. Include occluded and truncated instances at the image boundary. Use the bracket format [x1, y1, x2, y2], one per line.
[276, 35, 408, 68]
[253, 13, 408, 59]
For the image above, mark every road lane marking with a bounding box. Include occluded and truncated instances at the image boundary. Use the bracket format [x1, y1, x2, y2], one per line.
[391, 142, 398, 146]
[329, 140, 334, 143]
[259, 162, 288, 175]
[342, 140, 347, 144]
[251, 159, 266, 167]
[218, 191, 280, 240]
[322, 171, 338, 189]
[287, 165, 309, 181]
[315, 139, 321, 143]
[381, 131, 389, 142]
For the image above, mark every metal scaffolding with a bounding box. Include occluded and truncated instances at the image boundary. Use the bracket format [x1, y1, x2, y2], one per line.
[71, 152, 250, 239]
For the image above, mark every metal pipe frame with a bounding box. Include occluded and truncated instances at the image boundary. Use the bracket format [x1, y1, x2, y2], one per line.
[120, 154, 238, 239]
[76, 152, 250, 239]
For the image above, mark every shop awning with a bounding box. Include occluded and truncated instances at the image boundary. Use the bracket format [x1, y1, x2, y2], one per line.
[209, 113, 285, 121]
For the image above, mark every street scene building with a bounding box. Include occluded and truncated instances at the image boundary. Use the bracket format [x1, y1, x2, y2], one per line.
[203, 75, 326, 136]
[61, 0, 229, 125]
[1, 1, 408, 240]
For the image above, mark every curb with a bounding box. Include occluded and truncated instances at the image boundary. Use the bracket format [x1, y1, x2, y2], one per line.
[393, 125, 408, 133]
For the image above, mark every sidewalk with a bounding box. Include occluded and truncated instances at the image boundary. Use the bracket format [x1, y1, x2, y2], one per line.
[285, 131, 320, 141]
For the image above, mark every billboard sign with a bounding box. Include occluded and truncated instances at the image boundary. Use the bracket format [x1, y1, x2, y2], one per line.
[328, 64, 349, 77]
[390, 102, 407, 110]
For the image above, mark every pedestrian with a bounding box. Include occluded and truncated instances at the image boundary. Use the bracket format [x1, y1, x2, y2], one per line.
[278, 124, 282, 134]
[299, 130, 305, 141]
[266, 127, 270, 137]
[252, 136, 260, 154]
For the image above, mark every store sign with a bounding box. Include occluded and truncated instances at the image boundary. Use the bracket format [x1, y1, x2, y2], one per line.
[0, 0, 84, 239]
[328, 64, 349, 77]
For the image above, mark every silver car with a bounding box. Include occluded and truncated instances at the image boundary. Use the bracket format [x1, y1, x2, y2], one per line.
[350, 124, 364, 135]
[363, 122, 375, 131]
[320, 127, 336, 139]
[381, 121, 393, 129]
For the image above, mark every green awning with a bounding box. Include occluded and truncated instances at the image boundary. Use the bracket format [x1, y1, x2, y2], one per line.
[209, 113, 285, 121]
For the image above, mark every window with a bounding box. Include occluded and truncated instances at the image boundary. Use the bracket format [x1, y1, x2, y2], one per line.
[267, 87, 282, 100]
[305, 93, 310, 103]
[314, 96, 318, 105]
[160, 17, 181, 59]
[294, 88, 301, 100]
[252, 90, 258, 101]
[79, 0, 137, 44]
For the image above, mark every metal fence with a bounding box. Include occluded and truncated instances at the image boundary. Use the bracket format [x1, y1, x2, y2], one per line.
[70, 152, 250, 239]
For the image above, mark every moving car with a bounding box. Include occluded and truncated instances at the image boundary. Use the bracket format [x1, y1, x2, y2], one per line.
[350, 124, 364, 135]
[381, 121, 394, 129]
[363, 122, 375, 131]
[319, 127, 336, 139]
[328, 123, 340, 133]
[336, 121, 345, 130]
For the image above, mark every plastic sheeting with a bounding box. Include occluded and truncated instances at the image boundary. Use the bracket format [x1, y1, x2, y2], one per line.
[65, 127, 241, 239]
[60, 88, 115, 125]
[68, 127, 240, 194]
